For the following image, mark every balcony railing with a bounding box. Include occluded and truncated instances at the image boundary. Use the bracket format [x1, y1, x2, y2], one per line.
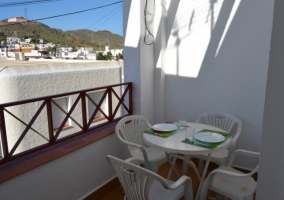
[0, 82, 132, 165]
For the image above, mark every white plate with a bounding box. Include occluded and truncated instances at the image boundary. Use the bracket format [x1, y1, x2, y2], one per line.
[194, 132, 225, 143]
[152, 123, 177, 133]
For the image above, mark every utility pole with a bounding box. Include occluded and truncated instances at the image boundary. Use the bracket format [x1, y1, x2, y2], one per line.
[108, 33, 110, 51]
[25, 8, 28, 19]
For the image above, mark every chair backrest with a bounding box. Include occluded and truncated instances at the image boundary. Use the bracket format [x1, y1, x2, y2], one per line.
[196, 112, 242, 147]
[115, 115, 151, 151]
[106, 155, 170, 200]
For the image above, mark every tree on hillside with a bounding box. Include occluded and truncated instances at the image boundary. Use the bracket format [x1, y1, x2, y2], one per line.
[71, 47, 77, 52]
[115, 53, 123, 60]
[96, 52, 106, 60]
[105, 52, 113, 60]
[0, 32, 6, 46]
[31, 30, 40, 44]
[46, 46, 57, 56]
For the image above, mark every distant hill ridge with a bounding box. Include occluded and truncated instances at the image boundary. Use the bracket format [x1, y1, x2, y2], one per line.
[0, 19, 123, 50]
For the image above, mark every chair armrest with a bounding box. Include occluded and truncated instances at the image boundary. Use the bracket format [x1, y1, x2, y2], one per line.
[208, 165, 259, 180]
[169, 176, 193, 200]
[228, 149, 260, 167]
[170, 175, 192, 189]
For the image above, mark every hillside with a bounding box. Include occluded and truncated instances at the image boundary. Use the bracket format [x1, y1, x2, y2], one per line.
[65, 29, 123, 50]
[0, 19, 123, 50]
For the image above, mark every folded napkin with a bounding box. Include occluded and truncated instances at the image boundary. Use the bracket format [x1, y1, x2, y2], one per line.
[144, 122, 186, 138]
[181, 129, 231, 149]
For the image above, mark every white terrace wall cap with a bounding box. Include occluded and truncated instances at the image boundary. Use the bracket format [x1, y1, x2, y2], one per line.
[0, 60, 121, 76]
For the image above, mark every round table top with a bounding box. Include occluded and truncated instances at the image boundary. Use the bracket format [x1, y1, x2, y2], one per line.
[143, 122, 232, 155]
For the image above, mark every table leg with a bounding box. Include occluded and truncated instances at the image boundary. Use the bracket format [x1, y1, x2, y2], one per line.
[165, 152, 180, 179]
[182, 158, 188, 175]
[195, 153, 212, 200]
[184, 155, 201, 181]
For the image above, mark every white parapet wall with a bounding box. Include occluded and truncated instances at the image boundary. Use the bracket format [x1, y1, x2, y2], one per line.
[0, 60, 122, 155]
[0, 60, 128, 199]
[0, 132, 130, 200]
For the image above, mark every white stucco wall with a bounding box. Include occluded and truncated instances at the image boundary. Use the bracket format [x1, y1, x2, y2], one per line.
[162, 0, 273, 169]
[0, 133, 130, 200]
[124, 0, 274, 170]
[257, 0, 284, 198]
[0, 60, 122, 154]
[123, 0, 155, 123]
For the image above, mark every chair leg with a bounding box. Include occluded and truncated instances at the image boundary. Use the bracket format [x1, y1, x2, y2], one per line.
[167, 157, 177, 179]
[182, 158, 189, 175]
[184, 179, 194, 200]
[166, 153, 180, 179]
[149, 157, 168, 173]
[216, 193, 223, 200]
[198, 159, 204, 174]
[244, 194, 254, 200]
[199, 178, 209, 200]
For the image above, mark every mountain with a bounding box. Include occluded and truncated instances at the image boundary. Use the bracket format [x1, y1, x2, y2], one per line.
[0, 19, 123, 50]
[65, 29, 123, 50]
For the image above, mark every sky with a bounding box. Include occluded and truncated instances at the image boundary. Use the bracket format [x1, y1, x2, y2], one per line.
[0, 0, 123, 36]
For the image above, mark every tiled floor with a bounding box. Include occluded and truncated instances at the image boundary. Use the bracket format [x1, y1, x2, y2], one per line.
[100, 158, 219, 200]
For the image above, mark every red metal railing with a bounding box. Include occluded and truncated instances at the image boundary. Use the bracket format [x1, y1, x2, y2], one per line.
[0, 82, 132, 164]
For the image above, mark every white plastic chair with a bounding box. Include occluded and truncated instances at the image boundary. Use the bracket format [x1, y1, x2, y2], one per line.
[194, 112, 242, 173]
[115, 115, 167, 173]
[200, 149, 259, 200]
[106, 155, 193, 200]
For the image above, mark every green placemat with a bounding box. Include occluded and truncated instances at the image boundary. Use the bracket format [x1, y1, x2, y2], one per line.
[144, 122, 188, 138]
[181, 129, 231, 149]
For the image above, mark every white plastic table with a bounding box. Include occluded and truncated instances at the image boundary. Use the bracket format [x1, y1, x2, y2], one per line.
[143, 122, 232, 200]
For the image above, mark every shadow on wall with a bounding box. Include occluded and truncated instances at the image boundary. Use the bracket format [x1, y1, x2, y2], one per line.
[159, 0, 269, 169]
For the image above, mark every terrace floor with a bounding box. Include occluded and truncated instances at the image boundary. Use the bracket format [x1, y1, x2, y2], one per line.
[85, 158, 257, 200]
[86, 158, 220, 200]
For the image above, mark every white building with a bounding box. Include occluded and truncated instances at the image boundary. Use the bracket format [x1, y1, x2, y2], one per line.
[103, 46, 123, 59]
[8, 17, 28, 23]
[23, 50, 41, 58]
[0, 47, 15, 58]
[80, 47, 95, 54]
[58, 47, 93, 59]
[110, 49, 123, 57]
[24, 38, 31, 43]
[6, 37, 20, 44]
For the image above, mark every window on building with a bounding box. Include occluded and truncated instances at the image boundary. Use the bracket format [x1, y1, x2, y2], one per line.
[52, 97, 71, 130]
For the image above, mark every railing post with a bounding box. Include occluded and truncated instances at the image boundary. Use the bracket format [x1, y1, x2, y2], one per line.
[129, 82, 133, 115]
[81, 92, 87, 131]
[0, 106, 9, 160]
[46, 98, 55, 143]
[108, 87, 113, 121]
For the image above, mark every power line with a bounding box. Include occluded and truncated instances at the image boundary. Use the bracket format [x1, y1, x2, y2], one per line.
[77, 5, 122, 40]
[0, 1, 122, 28]
[91, 8, 121, 32]
[85, 5, 121, 30]
[0, 0, 63, 8]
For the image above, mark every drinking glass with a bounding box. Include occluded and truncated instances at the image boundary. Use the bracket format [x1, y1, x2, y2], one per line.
[186, 127, 195, 140]
[179, 118, 186, 130]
